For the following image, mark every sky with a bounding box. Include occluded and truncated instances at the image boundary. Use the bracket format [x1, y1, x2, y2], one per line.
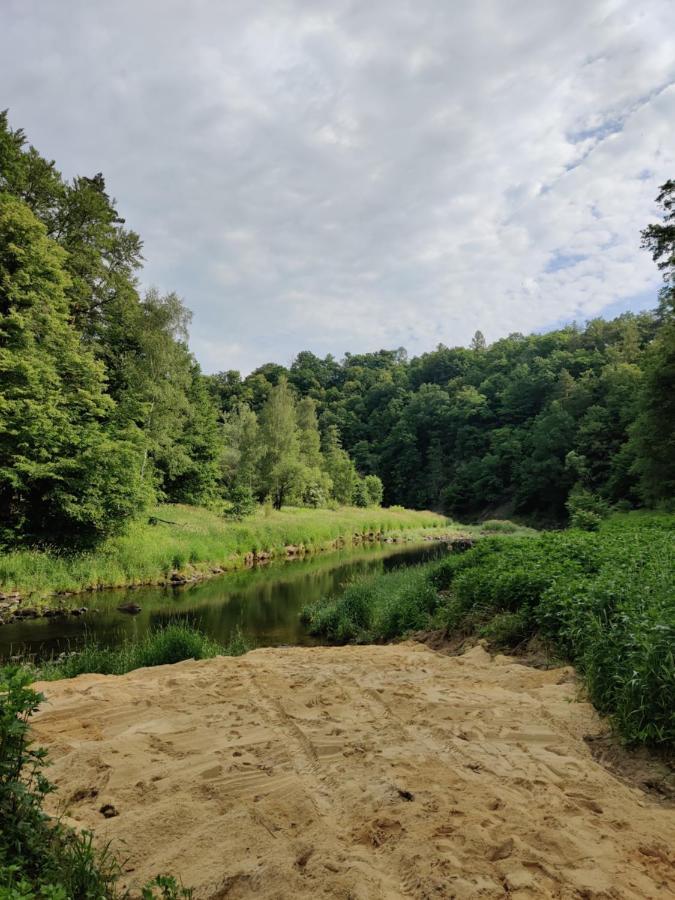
[2, 1, 674, 374]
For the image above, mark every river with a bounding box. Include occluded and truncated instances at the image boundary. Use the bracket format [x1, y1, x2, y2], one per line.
[0, 542, 448, 661]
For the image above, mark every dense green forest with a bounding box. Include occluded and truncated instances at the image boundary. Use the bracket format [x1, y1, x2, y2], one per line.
[1, 111, 674, 549]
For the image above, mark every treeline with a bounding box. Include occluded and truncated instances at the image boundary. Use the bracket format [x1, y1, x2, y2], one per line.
[1, 111, 673, 547]
[208, 193, 675, 521]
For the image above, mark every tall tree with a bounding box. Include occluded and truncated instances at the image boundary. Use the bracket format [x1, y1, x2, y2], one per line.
[257, 377, 304, 508]
[631, 182, 675, 503]
[0, 195, 146, 544]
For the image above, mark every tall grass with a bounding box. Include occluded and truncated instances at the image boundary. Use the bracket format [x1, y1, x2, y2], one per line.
[33, 623, 249, 681]
[302, 566, 440, 643]
[0, 504, 448, 600]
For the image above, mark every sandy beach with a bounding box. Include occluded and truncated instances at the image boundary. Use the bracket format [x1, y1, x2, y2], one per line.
[33, 643, 675, 899]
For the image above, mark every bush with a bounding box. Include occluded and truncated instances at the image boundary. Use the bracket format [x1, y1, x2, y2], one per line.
[438, 515, 674, 745]
[0, 666, 122, 898]
[223, 486, 256, 521]
[481, 520, 517, 534]
[364, 475, 384, 507]
[302, 512, 675, 747]
[566, 485, 609, 530]
[351, 480, 370, 508]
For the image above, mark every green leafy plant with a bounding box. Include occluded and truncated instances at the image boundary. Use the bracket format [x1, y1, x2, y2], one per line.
[141, 875, 193, 900]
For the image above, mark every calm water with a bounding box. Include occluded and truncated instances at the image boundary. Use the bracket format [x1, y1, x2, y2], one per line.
[0, 542, 448, 661]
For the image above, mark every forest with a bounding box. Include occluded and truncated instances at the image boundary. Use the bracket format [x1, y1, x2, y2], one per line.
[1, 110, 674, 552]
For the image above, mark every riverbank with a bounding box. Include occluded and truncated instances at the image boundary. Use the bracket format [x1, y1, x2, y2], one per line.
[0, 505, 457, 615]
[31, 642, 675, 898]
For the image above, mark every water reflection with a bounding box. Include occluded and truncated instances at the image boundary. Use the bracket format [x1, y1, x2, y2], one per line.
[0, 542, 447, 660]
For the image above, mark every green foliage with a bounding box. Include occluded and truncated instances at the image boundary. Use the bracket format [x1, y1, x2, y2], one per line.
[0, 666, 122, 897]
[437, 516, 674, 745]
[481, 519, 517, 534]
[141, 875, 193, 900]
[565, 485, 609, 531]
[37, 624, 227, 680]
[223, 485, 257, 521]
[0, 195, 148, 546]
[364, 475, 384, 507]
[2, 112, 672, 557]
[0, 504, 447, 598]
[0, 113, 222, 547]
[0, 668, 52, 869]
[302, 565, 440, 643]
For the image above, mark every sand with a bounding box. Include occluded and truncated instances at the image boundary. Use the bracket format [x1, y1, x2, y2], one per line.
[32, 643, 675, 899]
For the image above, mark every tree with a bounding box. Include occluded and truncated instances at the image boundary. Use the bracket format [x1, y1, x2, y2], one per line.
[296, 397, 323, 469]
[630, 182, 675, 503]
[471, 330, 487, 351]
[220, 402, 261, 493]
[630, 318, 675, 504]
[257, 377, 304, 508]
[364, 475, 384, 506]
[161, 365, 221, 505]
[322, 425, 357, 505]
[641, 179, 675, 317]
[0, 195, 147, 544]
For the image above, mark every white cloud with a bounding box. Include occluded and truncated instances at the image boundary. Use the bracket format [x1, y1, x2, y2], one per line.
[1, 0, 674, 372]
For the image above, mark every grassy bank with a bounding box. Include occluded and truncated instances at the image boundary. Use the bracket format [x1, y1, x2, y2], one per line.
[0, 504, 448, 601]
[30, 623, 249, 681]
[303, 513, 675, 746]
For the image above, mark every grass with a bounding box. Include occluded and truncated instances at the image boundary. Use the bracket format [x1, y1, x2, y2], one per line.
[30, 623, 250, 681]
[303, 512, 675, 747]
[301, 565, 440, 642]
[0, 504, 449, 601]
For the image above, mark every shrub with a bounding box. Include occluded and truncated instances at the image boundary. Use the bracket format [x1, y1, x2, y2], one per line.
[438, 516, 674, 745]
[364, 475, 384, 507]
[223, 486, 256, 520]
[566, 485, 609, 530]
[302, 513, 675, 747]
[0, 666, 122, 898]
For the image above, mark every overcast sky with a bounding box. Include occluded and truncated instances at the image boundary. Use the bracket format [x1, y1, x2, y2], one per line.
[2, 1, 674, 373]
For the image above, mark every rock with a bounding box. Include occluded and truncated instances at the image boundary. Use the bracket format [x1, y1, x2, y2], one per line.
[43, 607, 66, 618]
[294, 846, 314, 869]
[70, 607, 88, 616]
[117, 602, 141, 614]
[170, 572, 188, 583]
[13, 606, 39, 619]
